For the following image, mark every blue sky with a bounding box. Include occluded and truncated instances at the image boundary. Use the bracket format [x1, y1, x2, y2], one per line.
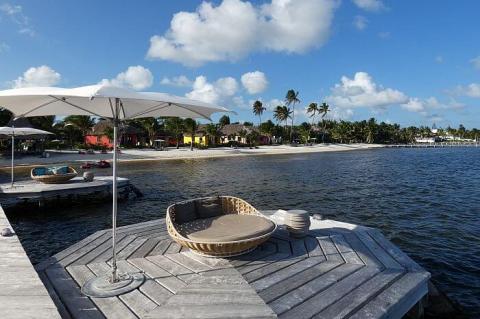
[0, 0, 479, 128]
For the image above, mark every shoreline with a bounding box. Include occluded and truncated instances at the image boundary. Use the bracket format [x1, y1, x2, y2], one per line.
[0, 143, 385, 171]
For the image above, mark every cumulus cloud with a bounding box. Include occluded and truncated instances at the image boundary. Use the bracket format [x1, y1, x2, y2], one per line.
[147, 0, 339, 66]
[13, 65, 61, 88]
[352, 0, 385, 12]
[160, 75, 192, 87]
[100, 65, 153, 90]
[326, 72, 408, 109]
[451, 83, 480, 98]
[241, 71, 268, 94]
[470, 56, 480, 70]
[353, 15, 368, 30]
[0, 3, 34, 36]
[401, 97, 464, 114]
[186, 76, 238, 104]
[329, 107, 354, 120]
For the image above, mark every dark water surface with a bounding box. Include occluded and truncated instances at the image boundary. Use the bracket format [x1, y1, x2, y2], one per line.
[4, 148, 480, 316]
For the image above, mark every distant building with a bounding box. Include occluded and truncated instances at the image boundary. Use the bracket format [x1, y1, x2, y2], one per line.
[85, 120, 145, 148]
[220, 124, 270, 145]
[415, 137, 437, 143]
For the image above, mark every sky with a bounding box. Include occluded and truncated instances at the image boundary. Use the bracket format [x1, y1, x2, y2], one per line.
[0, 0, 479, 128]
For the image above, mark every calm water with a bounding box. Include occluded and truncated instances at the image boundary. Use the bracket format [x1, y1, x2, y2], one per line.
[4, 148, 480, 316]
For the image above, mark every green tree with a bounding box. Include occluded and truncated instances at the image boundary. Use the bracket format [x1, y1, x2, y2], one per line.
[63, 115, 96, 146]
[306, 102, 319, 141]
[0, 107, 13, 126]
[218, 115, 230, 127]
[205, 123, 219, 147]
[285, 89, 300, 142]
[137, 118, 160, 146]
[184, 118, 198, 151]
[164, 117, 184, 149]
[273, 105, 292, 141]
[252, 100, 266, 127]
[30, 116, 56, 132]
[318, 102, 330, 143]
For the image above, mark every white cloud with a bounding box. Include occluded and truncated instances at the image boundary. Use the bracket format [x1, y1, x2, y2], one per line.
[401, 97, 464, 113]
[470, 56, 480, 70]
[353, 15, 368, 30]
[160, 75, 192, 87]
[0, 3, 34, 36]
[326, 72, 408, 109]
[263, 98, 283, 111]
[330, 107, 354, 120]
[352, 0, 385, 12]
[186, 76, 238, 104]
[13, 65, 61, 88]
[241, 71, 268, 94]
[146, 0, 339, 66]
[452, 83, 480, 98]
[100, 65, 153, 90]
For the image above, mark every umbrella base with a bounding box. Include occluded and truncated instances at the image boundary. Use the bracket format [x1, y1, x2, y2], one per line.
[82, 272, 145, 298]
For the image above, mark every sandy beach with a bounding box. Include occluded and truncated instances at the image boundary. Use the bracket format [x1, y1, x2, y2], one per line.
[0, 143, 384, 170]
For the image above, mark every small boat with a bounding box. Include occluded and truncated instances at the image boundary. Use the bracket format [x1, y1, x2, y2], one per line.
[81, 160, 111, 169]
[31, 166, 78, 184]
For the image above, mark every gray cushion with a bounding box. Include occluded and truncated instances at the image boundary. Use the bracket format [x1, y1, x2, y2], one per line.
[195, 197, 222, 219]
[174, 201, 197, 224]
[180, 214, 276, 243]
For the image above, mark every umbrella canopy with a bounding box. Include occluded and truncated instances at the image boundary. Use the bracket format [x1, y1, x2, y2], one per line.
[0, 126, 53, 187]
[0, 84, 229, 120]
[0, 84, 231, 297]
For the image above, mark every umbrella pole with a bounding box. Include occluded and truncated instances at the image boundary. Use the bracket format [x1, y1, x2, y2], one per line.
[111, 119, 119, 282]
[11, 131, 14, 188]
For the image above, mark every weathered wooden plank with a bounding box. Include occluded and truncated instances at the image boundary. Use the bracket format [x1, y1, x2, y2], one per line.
[71, 234, 127, 266]
[314, 269, 404, 319]
[269, 263, 362, 315]
[145, 304, 276, 319]
[129, 236, 163, 259]
[343, 233, 383, 268]
[45, 266, 105, 319]
[165, 252, 213, 273]
[116, 219, 164, 234]
[331, 234, 364, 265]
[147, 254, 193, 276]
[304, 235, 325, 257]
[252, 256, 326, 291]
[57, 232, 111, 267]
[349, 272, 430, 319]
[259, 261, 341, 303]
[165, 241, 182, 254]
[128, 258, 187, 293]
[243, 256, 306, 283]
[229, 243, 277, 267]
[0, 296, 62, 319]
[37, 270, 72, 319]
[148, 239, 173, 256]
[237, 251, 290, 275]
[67, 264, 138, 319]
[318, 236, 344, 262]
[356, 231, 404, 270]
[368, 229, 424, 271]
[137, 278, 173, 306]
[279, 265, 381, 318]
[87, 261, 157, 317]
[182, 251, 232, 269]
[290, 238, 308, 258]
[112, 237, 148, 261]
[93, 235, 136, 262]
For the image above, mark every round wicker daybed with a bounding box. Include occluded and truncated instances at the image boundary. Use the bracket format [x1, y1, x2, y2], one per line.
[31, 166, 78, 184]
[166, 196, 277, 257]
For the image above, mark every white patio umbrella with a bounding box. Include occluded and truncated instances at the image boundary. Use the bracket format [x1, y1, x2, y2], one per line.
[0, 126, 53, 187]
[0, 84, 231, 297]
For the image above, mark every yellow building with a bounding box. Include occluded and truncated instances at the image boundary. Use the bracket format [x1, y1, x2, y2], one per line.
[183, 135, 209, 146]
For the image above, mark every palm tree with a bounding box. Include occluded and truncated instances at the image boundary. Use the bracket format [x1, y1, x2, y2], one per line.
[183, 118, 197, 151]
[137, 118, 160, 146]
[285, 89, 300, 142]
[252, 100, 266, 127]
[63, 115, 95, 146]
[318, 102, 330, 143]
[273, 105, 292, 141]
[306, 102, 319, 142]
[164, 117, 184, 149]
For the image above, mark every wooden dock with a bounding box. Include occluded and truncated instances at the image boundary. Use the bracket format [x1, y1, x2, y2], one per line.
[36, 210, 430, 319]
[0, 205, 61, 318]
[0, 176, 132, 209]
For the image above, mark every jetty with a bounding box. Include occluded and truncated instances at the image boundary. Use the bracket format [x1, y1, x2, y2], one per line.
[36, 210, 430, 319]
[0, 205, 60, 318]
[0, 176, 137, 209]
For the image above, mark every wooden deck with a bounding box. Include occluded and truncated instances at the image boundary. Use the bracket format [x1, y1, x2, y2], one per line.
[0, 176, 130, 209]
[36, 211, 430, 319]
[0, 205, 60, 318]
